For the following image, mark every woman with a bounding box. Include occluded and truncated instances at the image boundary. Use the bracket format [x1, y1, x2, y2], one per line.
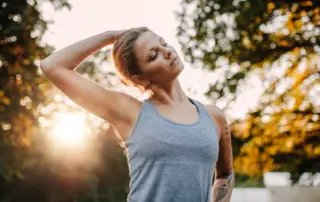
[40, 27, 234, 202]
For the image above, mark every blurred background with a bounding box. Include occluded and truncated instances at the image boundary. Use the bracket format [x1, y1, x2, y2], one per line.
[0, 0, 319, 201]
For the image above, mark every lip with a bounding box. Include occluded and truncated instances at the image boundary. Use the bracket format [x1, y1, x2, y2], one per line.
[170, 57, 178, 67]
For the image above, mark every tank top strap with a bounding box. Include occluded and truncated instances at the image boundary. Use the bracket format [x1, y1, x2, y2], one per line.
[190, 98, 220, 135]
[189, 98, 209, 119]
[140, 99, 157, 114]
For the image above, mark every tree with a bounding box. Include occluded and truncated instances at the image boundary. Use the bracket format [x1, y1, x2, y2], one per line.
[0, 0, 130, 201]
[177, 0, 320, 184]
[0, 0, 70, 186]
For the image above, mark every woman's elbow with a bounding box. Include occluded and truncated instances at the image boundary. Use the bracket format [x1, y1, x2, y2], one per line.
[39, 58, 53, 73]
[39, 58, 63, 76]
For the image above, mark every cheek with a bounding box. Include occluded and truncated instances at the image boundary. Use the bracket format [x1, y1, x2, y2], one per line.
[144, 62, 167, 76]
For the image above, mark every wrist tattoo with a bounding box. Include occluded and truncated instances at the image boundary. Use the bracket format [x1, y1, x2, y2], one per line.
[213, 186, 229, 201]
[213, 172, 233, 202]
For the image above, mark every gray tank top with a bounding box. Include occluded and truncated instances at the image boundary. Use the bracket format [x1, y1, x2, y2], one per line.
[124, 98, 219, 202]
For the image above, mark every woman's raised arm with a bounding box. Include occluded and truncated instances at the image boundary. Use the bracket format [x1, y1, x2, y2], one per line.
[40, 30, 141, 139]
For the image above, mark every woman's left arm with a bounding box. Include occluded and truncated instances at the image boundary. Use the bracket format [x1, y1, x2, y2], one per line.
[206, 106, 234, 202]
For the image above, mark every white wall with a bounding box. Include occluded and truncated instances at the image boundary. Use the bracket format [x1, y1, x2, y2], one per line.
[231, 187, 320, 202]
[231, 188, 271, 202]
[268, 187, 320, 202]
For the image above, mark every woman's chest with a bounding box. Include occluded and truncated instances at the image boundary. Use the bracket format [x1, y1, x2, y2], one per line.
[154, 104, 199, 125]
[126, 119, 219, 164]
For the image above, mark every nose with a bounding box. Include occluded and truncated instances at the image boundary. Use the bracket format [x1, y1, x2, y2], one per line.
[164, 48, 173, 59]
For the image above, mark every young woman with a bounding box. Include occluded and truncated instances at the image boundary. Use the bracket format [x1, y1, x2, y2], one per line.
[40, 27, 234, 202]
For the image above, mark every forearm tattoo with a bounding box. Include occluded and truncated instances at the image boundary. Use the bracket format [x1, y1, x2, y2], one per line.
[212, 172, 233, 202]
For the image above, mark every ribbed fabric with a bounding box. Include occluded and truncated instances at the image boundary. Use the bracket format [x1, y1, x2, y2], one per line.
[124, 98, 219, 202]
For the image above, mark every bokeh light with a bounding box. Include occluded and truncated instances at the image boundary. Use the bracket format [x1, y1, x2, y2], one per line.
[50, 112, 87, 149]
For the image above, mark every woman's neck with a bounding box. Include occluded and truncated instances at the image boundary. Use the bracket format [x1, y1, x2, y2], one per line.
[148, 80, 189, 105]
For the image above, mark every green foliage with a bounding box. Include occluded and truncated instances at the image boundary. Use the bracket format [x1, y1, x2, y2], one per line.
[0, 0, 129, 201]
[235, 174, 264, 188]
[0, 0, 70, 183]
[177, 0, 320, 184]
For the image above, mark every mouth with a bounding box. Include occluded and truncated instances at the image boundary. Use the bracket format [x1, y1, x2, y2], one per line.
[170, 57, 178, 67]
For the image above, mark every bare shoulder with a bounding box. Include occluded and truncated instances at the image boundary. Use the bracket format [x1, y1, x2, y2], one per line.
[203, 104, 226, 122]
[202, 103, 226, 125]
[202, 103, 227, 140]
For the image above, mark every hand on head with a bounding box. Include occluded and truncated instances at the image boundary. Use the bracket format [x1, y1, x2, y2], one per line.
[112, 27, 148, 43]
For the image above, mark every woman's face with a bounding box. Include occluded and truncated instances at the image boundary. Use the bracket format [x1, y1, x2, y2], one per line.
[133, 30, 184, 87]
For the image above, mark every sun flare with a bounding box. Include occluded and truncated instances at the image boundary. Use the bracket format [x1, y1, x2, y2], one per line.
[51, 112, 87, 148]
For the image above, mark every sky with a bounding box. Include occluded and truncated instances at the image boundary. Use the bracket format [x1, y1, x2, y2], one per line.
[41, 0, 263, 119]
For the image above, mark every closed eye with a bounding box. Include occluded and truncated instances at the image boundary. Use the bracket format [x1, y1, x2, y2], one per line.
[147, 37, 168, 62]
[149, 51, 158, 61]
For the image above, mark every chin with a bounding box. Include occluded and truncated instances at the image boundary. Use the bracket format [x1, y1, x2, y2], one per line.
[168, 59, 184, 76]
[173, 58, 184, 69]
[174, 65, 184, 78]
[176, 61, 184, 72]
[179, 63, 185, 70]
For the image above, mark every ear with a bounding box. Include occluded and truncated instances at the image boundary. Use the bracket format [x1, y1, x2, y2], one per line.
[130, 75, 150, 88]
